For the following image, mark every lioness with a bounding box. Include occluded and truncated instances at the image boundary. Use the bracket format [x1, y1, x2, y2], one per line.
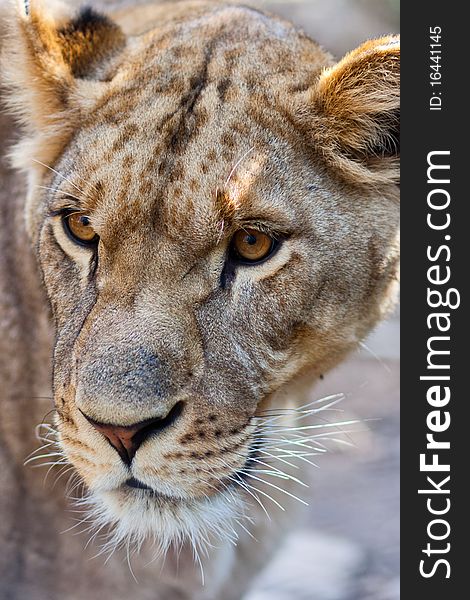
[0, 0, 399, 598]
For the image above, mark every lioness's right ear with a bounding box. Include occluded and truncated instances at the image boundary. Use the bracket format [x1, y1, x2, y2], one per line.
[1, 0, 126, 167]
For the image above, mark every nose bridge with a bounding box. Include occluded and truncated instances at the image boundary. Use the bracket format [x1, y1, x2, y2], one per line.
[103, 236, 188, 299]
[132, 276, 207, 369]
[76, 341, 176, 423]
[74, 297, 198, 424]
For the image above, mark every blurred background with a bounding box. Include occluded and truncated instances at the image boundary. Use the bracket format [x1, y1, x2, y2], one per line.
[244, 2, 400, 599]
[255, 0, 399, 56]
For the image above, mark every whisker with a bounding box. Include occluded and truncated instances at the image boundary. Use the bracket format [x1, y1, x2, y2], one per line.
[264, 418, 361, 434]
[245, 472, 308, 506]
[35, 185, 83, 204]
[52, 465, 75, 489]
[189, 533, 205, 586]
[231, 473, 285, 512]
[240, 453, 308, 487]
[32, 159, 90, 198]
[224, 146, 255, 188]
[126, 539, 139, 584]
[24, 452, 64, 465]
[262, 447, 320, 468]
[227, 474, 272, 519]
[255, 393, 345, 416]
[359, 341, 392, 374]
[234, 518, 258, 542]
[23, 442, 57, 463]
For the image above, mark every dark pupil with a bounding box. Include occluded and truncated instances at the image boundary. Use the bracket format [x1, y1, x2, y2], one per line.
[79, 216, 90, 227]
[246, 234, 257, 245]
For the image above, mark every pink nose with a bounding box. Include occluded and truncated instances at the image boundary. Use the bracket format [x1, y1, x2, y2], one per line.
[81, 402, 184, 464]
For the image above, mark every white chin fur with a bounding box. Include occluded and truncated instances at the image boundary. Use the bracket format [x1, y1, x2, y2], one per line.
[77, 486, 247, 558]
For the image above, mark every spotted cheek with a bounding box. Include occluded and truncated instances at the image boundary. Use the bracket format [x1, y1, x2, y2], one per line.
[39, 224, 92, 322]
[56, 406, 126, 490]
[133, 422, 255, 498]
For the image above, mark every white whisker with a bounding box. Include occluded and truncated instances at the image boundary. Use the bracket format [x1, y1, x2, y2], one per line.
[232, 473, 285, 512]
[32, 159, 90, 198]
[224, 146, 255, 188]
[24, 451, 64, 466]
[359, 341, 392, 373]
[35, 185, 83, 204]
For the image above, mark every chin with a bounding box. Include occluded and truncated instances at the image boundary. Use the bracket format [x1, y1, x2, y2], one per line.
[78, 484, 246, 557]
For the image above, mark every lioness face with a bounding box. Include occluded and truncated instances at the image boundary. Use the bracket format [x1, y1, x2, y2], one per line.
[4, 2, 399, 546]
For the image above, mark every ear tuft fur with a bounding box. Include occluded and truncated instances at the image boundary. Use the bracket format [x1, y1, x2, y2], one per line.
[56, 6, 125, 78]
[302, 36, 400, 186]
[1, 0, 125, 168]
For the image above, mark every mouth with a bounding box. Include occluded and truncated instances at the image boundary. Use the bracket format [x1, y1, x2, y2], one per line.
[125, 477, 154, 491]
[55, 421, 298, 557]
[120, 443, 257, 499]
[121, 477, 179, 502]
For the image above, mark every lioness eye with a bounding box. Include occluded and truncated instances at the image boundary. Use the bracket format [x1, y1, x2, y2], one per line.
[63, 212, 98, 246]
[230, 228, 276, 264]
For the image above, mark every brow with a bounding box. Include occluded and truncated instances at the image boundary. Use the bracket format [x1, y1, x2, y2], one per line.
[48, 193, 86, 216]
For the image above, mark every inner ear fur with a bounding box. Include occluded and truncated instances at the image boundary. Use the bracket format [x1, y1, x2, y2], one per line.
[1, 0, 126, 168]
[305, 36, 400, 185]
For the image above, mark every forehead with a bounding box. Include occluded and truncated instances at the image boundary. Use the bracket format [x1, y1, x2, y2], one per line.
[56, 7, 327, 241]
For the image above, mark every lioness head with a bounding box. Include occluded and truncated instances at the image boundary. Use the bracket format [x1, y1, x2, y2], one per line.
[3, 0, 399, 550]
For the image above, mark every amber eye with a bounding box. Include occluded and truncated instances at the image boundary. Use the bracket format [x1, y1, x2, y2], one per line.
[230, 228, 276, 264]
[63, 211, 98, 246]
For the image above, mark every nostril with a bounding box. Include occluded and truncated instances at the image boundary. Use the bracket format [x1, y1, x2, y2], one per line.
[132, 401, 184, 446]
[80, 401, 185, 465]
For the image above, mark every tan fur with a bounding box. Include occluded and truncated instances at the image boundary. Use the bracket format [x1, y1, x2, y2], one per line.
[0, 1, 399, 598]
[305, 36, 399, 185]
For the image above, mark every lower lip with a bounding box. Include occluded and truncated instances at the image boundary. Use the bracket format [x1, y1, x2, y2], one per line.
[125, 477, 153, 491]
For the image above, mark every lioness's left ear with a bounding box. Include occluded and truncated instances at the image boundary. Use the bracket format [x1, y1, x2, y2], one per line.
[303, 36, 399, 185]
[2, 0, 126, 167]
